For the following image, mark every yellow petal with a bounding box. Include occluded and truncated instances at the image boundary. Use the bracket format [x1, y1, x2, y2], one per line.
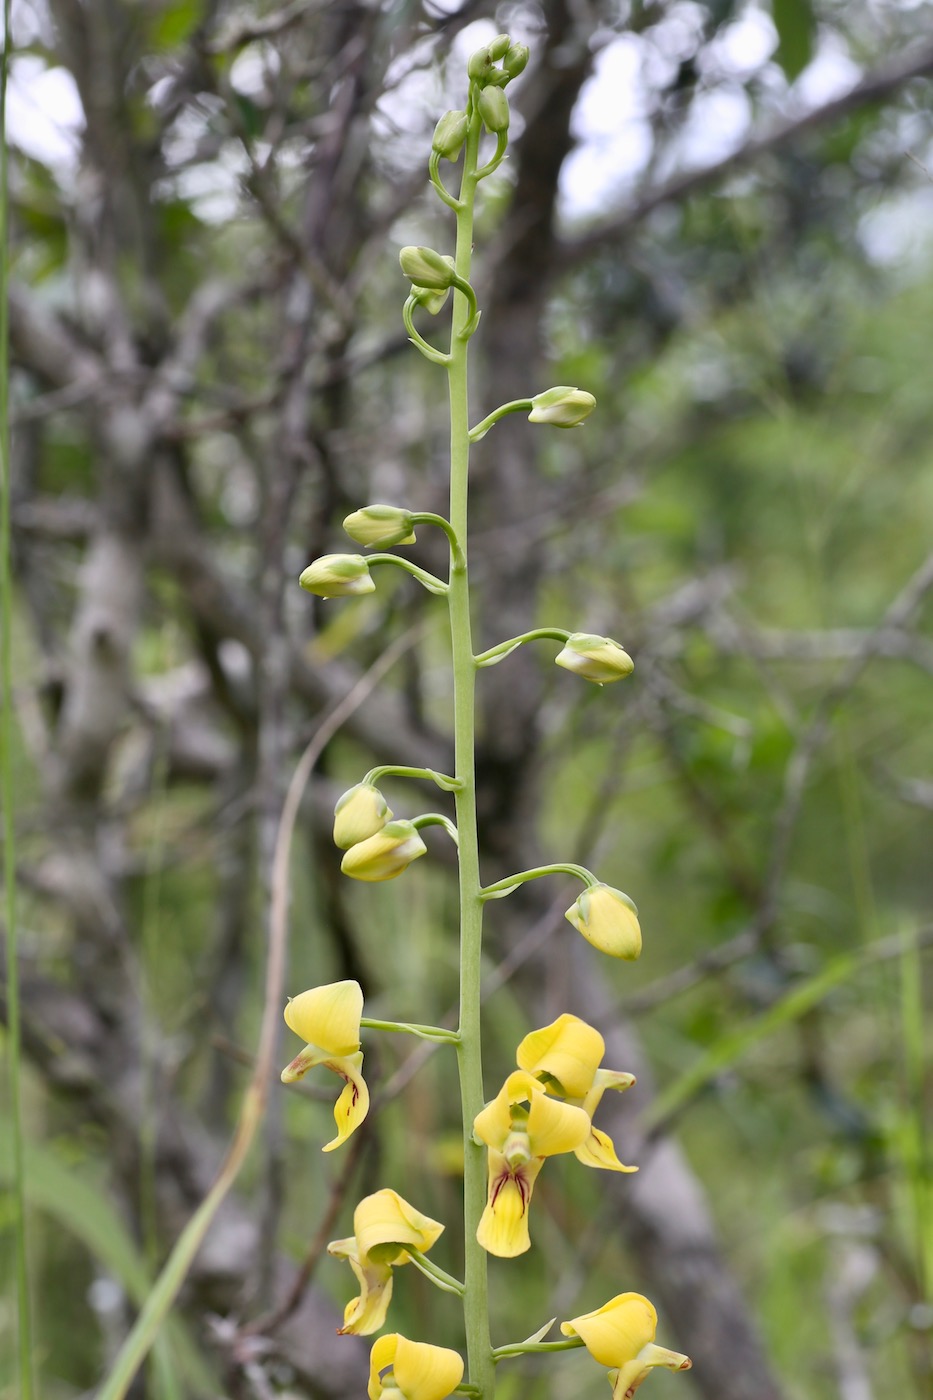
[354, 1188, 444, 1264]
[524, 1082, 591, 1158]
[393, 1335, 464, 1400]
[613, 1343, 692, 1397]
[369, 1334, 464, 1400]
[561, 1293, 658, 1368]
[476, 1151, 543, 1258]
[565, 885, 642, 960]
[322, 1051, 369, 1152]
[338, 1249, 394, 1336]
[473, 1076, 518, 1150]
[516, 1014, 605, 1099]
[283, 981, 363, 1055]
[574, 1125, 638, 1173]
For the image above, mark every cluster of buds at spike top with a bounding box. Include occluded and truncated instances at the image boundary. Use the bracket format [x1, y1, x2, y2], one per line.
[344, 504, 416, 548]
[565, 884, 642, 961]
[328, 1189, 445, 1335]
[467, 32, 529, 88]
[555, 633, 634, 685]
[528, 385, 596, 428]
[299, 553, 374, 598]
[562, 1293, 691, 1398]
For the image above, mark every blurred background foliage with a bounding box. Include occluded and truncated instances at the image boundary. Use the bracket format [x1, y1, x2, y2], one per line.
[2, 0, 933, 1397]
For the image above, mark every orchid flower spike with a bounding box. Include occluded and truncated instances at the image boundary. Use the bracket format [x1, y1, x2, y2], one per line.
[280, 981, 369, 1150]
[328, 1189, 444, 1335]
[561, 1293, 691, 1398]
[368, 1334, 464, 1400]
[472, 1070, 590, 1257]
[565, 884, 642, 960]
[516, 1013, 637, 1173]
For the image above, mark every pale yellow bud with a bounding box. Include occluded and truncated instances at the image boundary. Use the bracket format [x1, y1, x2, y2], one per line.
[528, 386, 596, 428]
[343, 505, 416, 548]
[565, 884, 642, 960]
[333, 783, 392, 850]
[299, 553, 374, 598]
[341, 820, 427, 882]
[555, 633, 634, 685]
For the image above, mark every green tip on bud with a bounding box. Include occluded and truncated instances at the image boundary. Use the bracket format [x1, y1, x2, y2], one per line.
[565, 884, 642, 960]
[299, 554, 375, 599]
[399, 245, 456, 291]
[478, 86, 510, 134]
[333, 783, 393, 849]
[344, 505, 416, 548]
[503, 43, 529, 79]
[528, 386, 597, 428]
[432, 110, 469, 160]
[340, 819, 428, 883]
[555, 634, 634, 685]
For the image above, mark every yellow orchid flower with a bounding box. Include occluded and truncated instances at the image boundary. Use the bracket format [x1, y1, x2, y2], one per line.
[328, 1189, 445, 1335]
[561, 1293, 691, 1399]
[280, 981, 369, 1151]
[368, 1334, 464, 1400]
[516, 1014, 637, 1175]
[473, 1070, 590, 1257]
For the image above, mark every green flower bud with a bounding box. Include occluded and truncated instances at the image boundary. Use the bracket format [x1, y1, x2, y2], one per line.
[412, 283, 451, 316]
[343, 505, 416, 548]
[528, 386, 597, 428]
[467, 45, 493, 83]
[399, 245, 456, 291]
[488, 33, 511, 60]
[565, 884, 642, 960]
[299, 554, 375, 599]
[333, 783, 393, 850]
[503, 43, 529, 79]
[478, 86, 509, 134]
[432, 110, 469, 160]
[340, 820, 428, 883]
[555, 633, 634, 685]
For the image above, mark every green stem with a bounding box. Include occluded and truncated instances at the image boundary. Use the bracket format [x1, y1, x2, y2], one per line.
[368, 553, 448, 596]
[428, 151, 464, 212]
[448, 103, 495, 1400]
[468, 399, 533, 443]
[364, 764, 462, 792]
[360, 1018, 460, 1044]
[492, 1339, 585, 1362]
[0, 4, 36, 1393]
[474, 628, 571, 668]
[411, 812, 459, 846]
[403, 295, 452, 367]
[406, 1249, 466, 1296]
[479, 864, 596, 902]
[475, 129, 508, 182]
[410, 512, 466, 569]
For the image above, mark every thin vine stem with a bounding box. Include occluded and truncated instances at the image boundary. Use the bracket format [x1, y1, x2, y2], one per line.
[1, 2, 37, 1392]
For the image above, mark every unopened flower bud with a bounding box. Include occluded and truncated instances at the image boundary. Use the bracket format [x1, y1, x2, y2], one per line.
[488, 33, 511, 60]
[528, 386, 596, 428]
[333, 783, 393, 850]
[503, 43, 529, 79]
[299, 554, 375, 598]
[399, 246, 455, 291]
[478, 86, 509, 134]
[467, 45, 493, 83]
[555, 633, 634, 685]
[432, 110, 468, 160]
[341, 820, 427, 883]
[565, 885, 642, 961]
[344, 505, 416, 548]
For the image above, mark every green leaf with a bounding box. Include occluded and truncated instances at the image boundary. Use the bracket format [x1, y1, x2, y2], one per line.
[772, 0, 816, 81]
